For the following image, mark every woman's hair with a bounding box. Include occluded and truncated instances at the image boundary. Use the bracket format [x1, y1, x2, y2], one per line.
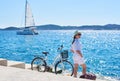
[72, 33, 81, 44]
[72, 35, 76, 44]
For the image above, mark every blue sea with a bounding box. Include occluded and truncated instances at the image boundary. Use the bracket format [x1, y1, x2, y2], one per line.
[0, 30, 120, 81]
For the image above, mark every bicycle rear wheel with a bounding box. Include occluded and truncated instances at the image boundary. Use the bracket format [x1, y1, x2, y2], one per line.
[55, 60, 74, 76]
[31, 57, 46, 72]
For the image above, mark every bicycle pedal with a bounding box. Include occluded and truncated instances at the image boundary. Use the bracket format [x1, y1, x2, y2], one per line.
[56, 70, 62, 74]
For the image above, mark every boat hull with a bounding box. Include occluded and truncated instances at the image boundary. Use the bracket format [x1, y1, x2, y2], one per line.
[17, 30, 38, 35]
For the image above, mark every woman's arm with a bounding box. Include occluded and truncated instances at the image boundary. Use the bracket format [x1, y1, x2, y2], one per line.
[71, 49, 83, 57]
[76, 50, 83, 57]
[71, 49, 74, 53]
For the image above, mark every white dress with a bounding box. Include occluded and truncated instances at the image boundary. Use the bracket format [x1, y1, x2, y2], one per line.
[71, 39, 85, 65]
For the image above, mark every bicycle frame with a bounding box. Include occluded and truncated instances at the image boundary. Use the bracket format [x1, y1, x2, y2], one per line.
[43, 45, 64, 70]
[44, 52, 62, 68]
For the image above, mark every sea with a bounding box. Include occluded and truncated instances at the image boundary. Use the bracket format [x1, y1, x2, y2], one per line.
[0, 30, 120, 81]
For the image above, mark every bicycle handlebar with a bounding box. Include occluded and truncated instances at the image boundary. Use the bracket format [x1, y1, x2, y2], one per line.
[58, 45, 63, 51]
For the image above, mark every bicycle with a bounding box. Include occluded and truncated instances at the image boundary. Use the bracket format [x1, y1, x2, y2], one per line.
[31, 45, 74, 76]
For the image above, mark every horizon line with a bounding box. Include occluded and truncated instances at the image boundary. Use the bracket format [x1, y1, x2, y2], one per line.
[1, 23, 120, 29]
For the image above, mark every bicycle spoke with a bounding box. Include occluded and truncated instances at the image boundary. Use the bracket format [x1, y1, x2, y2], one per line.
[31, 57, 46, 72]
[55, 60, 74, 76]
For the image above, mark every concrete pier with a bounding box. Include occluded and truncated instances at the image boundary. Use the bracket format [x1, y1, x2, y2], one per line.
[0, 58, 107, 81]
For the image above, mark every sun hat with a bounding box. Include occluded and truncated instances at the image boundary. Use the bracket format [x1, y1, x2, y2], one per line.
[74, 30, 81, 36]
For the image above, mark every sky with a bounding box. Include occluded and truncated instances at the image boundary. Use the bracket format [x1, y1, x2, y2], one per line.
[0, 0, 120, 28]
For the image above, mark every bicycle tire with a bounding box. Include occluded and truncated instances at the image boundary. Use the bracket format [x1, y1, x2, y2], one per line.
[55, 60, 74, 76]
[31, 57, 46, 72]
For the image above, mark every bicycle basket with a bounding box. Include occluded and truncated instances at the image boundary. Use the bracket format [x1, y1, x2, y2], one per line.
[61, 50, 68, 59]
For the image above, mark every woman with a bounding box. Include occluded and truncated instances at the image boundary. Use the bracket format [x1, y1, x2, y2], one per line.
[71, 31, 86, 77]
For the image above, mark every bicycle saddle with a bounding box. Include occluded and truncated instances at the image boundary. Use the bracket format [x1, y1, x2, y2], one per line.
[42, 51, 49, 55]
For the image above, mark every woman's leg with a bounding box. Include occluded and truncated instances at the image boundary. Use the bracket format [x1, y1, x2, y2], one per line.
[74, 64, 78, 77]
[81, 63, 86, 75]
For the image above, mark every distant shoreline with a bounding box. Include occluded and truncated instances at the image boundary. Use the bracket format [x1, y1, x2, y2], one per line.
[0, 24, 120, 30]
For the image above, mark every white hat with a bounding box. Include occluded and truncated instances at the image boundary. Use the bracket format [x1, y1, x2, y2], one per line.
[74, 30, 81, 36]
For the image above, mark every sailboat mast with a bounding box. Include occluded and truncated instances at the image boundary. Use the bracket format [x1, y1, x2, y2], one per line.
[25, 0, 27, 27]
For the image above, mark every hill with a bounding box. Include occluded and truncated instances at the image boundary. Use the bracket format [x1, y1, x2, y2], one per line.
[36, 24, 120, 30]
[0, 24, 120, 30]
[0, 27, 19, 30]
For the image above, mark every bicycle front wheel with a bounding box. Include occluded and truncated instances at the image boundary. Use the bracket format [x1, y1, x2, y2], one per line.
[55, 60, 74, 76]
[31, 57, 46, 72]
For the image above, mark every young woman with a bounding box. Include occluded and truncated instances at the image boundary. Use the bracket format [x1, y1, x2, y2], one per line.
[71, 31, 86, 77]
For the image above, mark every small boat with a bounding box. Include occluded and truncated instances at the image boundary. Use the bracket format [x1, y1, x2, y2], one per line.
[17, 0, 38, 35]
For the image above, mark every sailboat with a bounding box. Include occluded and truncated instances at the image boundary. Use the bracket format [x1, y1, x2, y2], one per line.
[17, 0, 38, 35]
